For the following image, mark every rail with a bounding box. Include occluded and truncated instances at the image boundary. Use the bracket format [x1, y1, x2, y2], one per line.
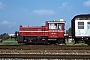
[0, 45, 90, 50]
[0, 54, 90, 59]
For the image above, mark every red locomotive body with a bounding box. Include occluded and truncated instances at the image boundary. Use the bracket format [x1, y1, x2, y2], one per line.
[16, 19, 65, 44]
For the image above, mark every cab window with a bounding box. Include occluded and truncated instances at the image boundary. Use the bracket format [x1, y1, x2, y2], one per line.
[59, 24, 62, 30]
[49, 23, 57, 29]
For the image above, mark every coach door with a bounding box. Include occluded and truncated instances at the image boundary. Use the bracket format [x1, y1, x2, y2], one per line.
[75, 20, 85, 36]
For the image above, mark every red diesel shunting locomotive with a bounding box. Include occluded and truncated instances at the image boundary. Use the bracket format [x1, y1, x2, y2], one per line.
[15, 19, 66, 44]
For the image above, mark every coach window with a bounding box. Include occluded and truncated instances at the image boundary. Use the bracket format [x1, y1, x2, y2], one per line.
[59, 24, 62, 30]
[87, 22, 90, 29]
[78, 22, 84, 29]
[49, 23, 57, 29]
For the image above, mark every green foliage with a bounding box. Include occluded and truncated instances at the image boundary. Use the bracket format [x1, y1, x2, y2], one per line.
[1, 38, 18, 45]
[0, 33, 10, 40]
[66, 42, 87, 45]
[66, 42, 74, 45]
[66, 27, 72, 36]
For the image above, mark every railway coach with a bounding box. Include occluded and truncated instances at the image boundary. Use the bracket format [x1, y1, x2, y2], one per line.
[71, 14, 90, 45]
[15, 19, 66, 44]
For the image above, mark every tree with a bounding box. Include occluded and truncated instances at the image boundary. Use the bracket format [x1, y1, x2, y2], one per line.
[0, 33, 10, 40]
[66, 27, 72, 36]
[3, 33, 10, 40]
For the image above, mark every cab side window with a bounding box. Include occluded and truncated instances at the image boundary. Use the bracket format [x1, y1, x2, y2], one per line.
[49, 23, 57, 29]
[59, 24, 62, 30]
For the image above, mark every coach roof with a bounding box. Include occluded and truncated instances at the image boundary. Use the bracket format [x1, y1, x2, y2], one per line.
[71, 14, 90, 21]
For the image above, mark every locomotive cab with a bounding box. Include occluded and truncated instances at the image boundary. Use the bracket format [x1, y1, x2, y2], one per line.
[47, 19, 66, 44]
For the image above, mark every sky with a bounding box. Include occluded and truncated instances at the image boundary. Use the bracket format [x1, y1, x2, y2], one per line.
[0, 0, 90, 34]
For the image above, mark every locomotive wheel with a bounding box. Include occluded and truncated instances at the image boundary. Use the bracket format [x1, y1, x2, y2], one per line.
[24, 40, 27, 43]
[57, 39, 63, 44]
[47, 42, 50, 45]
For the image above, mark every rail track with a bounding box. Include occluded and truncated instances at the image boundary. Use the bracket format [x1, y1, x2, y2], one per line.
[0, 45, 90, 50]
[0, 50, 90, 59]
[0, 50, 90, 55]
[0, 45, 90, 59]
[0, 54, 90, 59]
